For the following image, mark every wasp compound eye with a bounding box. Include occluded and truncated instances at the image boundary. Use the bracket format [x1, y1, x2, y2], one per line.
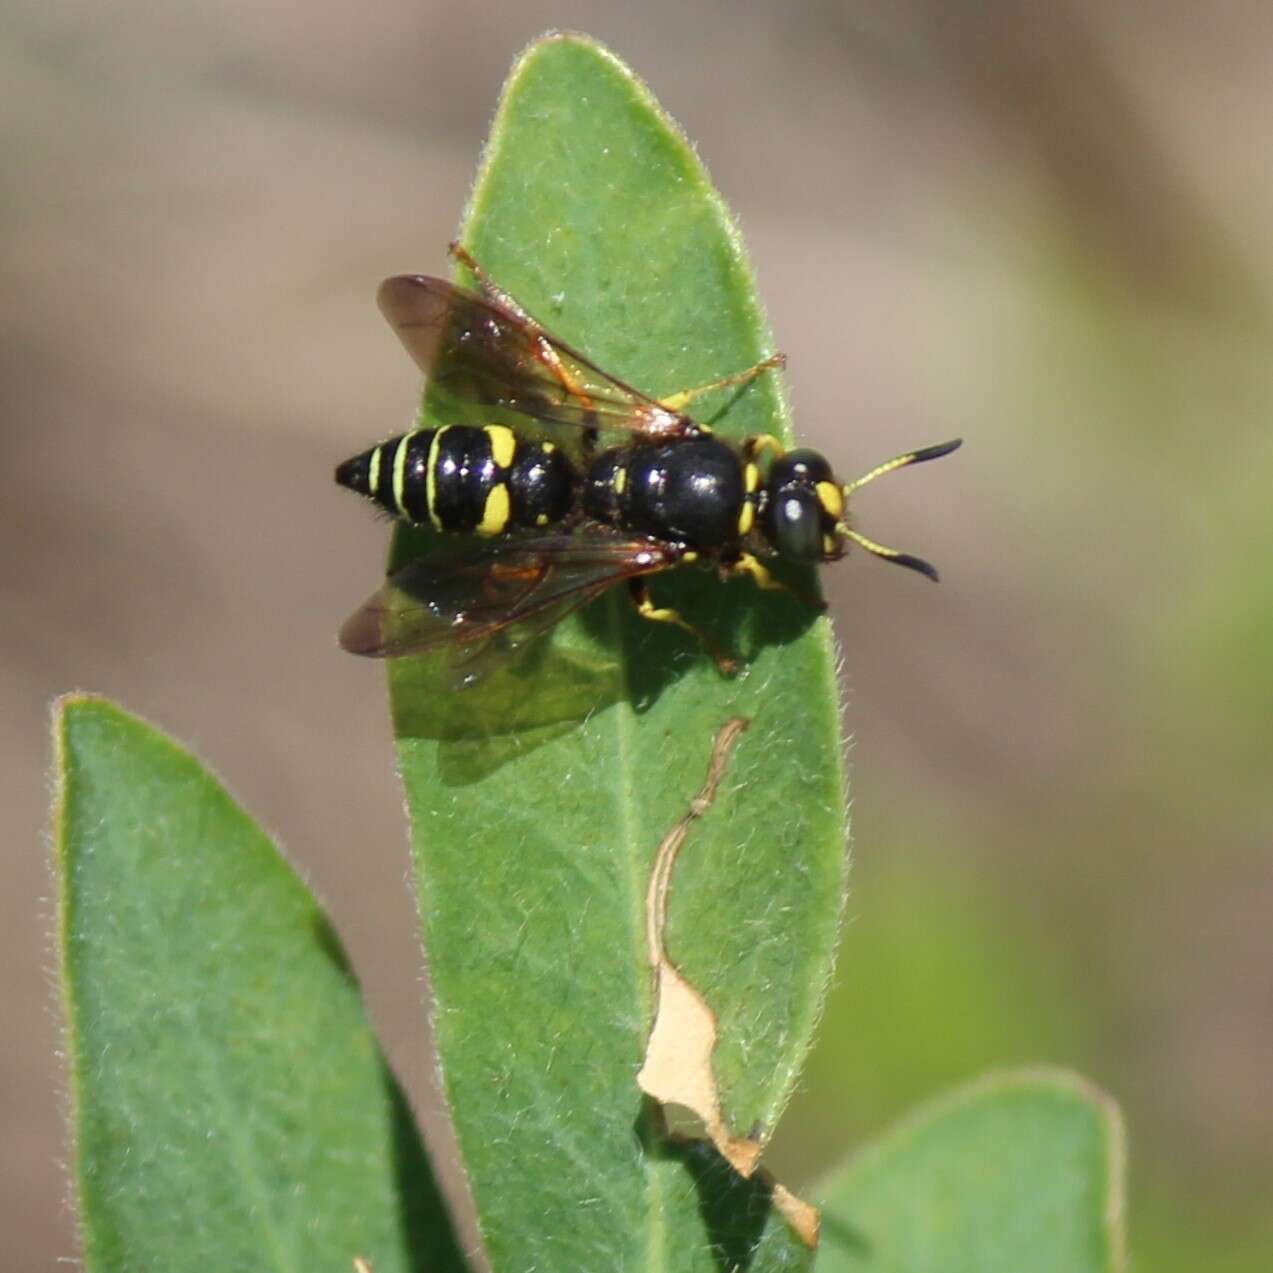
[766, 487, 825, 562]
[769, 448, 833, 489]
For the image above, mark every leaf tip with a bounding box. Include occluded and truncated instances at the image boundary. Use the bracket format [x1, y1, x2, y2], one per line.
[52, 689, 97, 739]
[49, 694, 115, 862]
[520, 27, 618, 60]
[504, 28, 650, 112]
[53, 692, 133, 756]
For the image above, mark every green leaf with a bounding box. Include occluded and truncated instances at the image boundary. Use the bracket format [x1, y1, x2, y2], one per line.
[815, 1070, 1127, 1273]
[388, 32, 846, 1273]
[53, 695, 466, 1273]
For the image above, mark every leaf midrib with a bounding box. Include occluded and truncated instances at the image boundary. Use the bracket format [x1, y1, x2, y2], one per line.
[606, 590, 668, 1273]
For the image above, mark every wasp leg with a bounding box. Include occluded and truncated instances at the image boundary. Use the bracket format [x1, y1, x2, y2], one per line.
[723, 552, 826, 612]
[448, 241, 597, 423]
[628, 579, 738, 676]
[448, 241, 527, 314]
[741, 433, 786, 464]
[659, 354, 786, 414]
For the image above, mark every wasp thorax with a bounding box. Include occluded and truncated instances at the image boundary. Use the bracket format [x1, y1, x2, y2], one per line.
[764, 448, 846, 562]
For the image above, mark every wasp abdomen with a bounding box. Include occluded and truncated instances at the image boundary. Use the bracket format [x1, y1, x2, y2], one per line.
[335, 424, 574, 536]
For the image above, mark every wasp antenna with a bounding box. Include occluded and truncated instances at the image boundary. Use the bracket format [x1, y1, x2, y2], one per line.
[842, 527, 941, 582]
[843, 437, 962, 497]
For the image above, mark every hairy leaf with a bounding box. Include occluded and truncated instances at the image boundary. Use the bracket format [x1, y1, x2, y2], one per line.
[388, 33, 847, 1273]
[816, 1071, 1126, 1273]
[54, 696, 465, 1273]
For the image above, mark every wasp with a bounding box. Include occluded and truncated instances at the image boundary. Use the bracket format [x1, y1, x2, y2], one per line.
[336, 244, 960, 675]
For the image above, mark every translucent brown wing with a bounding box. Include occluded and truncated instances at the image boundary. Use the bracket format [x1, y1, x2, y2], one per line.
[339, 530, 685, 660]
[377, 275, 697, 440]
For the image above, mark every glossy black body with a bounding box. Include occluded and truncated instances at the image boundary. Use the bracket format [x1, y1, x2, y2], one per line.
[582, 438, 749, 551]
[338, 427, 770, 557]
[336, 424, 574, 535]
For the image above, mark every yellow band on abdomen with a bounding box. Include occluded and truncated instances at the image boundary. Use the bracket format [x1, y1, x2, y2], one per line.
[478, 482, 511, 535]
[425, 427, 450, 530]
[485, 424, 516, 468]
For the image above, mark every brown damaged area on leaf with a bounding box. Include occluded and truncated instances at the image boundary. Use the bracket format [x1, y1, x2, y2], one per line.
[637, 717, 759, 1176]
[771, 1182, 820, 1248]
[636, 716, 819, 1249]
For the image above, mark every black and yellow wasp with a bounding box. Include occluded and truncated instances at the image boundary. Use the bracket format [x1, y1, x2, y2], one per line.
[336, 244, 960, 674]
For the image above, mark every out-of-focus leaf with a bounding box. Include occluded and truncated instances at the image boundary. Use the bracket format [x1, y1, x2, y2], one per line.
[54, 695, 466, 1273]
[816, 1071, 1125, 1273]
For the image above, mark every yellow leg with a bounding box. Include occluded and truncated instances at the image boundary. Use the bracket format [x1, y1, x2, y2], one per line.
[449, 241, 596, 408]
[532, 335, 595, 407]
[659, 353, 785, 413]
[742, 433, 785, 464]
[629, 580, 737, 676]
[726, 552, 783, 592]
[449, 242, 517, 309]
[723, 553, 826, 611]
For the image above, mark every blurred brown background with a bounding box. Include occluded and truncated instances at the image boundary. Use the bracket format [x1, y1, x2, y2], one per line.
[4, 2, 1271, 1269]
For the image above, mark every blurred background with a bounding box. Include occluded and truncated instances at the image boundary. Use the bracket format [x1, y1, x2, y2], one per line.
[4, 1, 1271, 1268]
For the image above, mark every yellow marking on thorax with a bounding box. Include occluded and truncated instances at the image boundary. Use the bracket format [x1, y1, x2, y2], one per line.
[541, 441, 557, 454]
[815, 481, 845, 521]
[739, 463, 760, 534]
[367, 446, 382, 497]
[613, 466, 628, 496]
[479, 482, 511, 535]
[485, 425, 516, 468]
[536, 513, 550, 526]
[392, 432, 412, 516]
[425, 427, 450, 530]
[822, 533, 839, 558]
